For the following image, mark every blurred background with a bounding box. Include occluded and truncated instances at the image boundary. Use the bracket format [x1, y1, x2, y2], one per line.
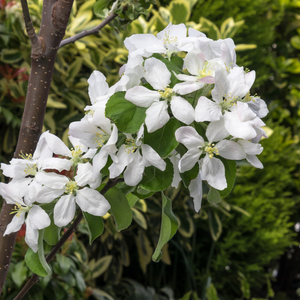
[1, 0, 300, 299]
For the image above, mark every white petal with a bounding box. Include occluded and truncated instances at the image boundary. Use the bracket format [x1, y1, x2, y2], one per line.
[4, 212, 25, 235]
[195, 96, 222, 122]
[246, 154, 263, 169]
[189, 172, 202, 212]
[142, 144, 166, 171]
[237, 140, 263, 155]
[25, 218, 39, 252]
[237, 102, 256, 122]
[144, 57, 171, 90]
[43, 132, 71, 157]
[173, 81, 205, 95]
[28, 205, 51, 230]
[145, 101, 170, 133]
[224, 110, 257, 140]
[124, 151, 144, 186]
[0, 182, 26, 205]
[202, 156, 226, 190]
[125, 86, 160, 108]
[216, 140, 246, 160]
[75, 162, 93, 187]
[179, 148, 201, 173]
[206, 118, 230, 142]
[41, 157, 73, 172]
[93, 150, 109, 176]
[169, 154, 181, 188]
[54, 194, 76, 227]
[170, 96, 195, 124]
[109, 145, 135, 178]
[76, 188, 110, 216]
[211, 68, 229, 103]
[35, 172, 69, 190]
[88, 71, 109, 104]
[184, 48, 205, 76]
[175, 126, 204, 149]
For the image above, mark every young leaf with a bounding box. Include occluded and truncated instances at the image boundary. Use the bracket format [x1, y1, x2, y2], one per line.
[152, 193, 179, 262]
[25, 230, 51, 277]
[144, 118, 180, 157]
[140, 158, 173, 192]
[44, 213, 61, 246]
[105, 91, 146, 133]
[83, 212, 104, 244]
[218, 158, 236, 198]
[105, 187, 132, 231]
[207, 186, 222, 204]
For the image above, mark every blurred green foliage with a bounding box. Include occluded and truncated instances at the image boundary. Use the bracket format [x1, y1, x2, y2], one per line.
[1, 0, 300, 299]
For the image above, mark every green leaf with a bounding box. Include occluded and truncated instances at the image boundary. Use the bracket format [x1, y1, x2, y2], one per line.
[291, 35, 300, 50]
[140, 158, 173, 192]
[207, 186, 222, 204]
[89, 256, 113, 279]
[56, 254, 74, 275]
[127, 193, 140, 208]
[105, 91, 147, 133]
[0, 49, 23, 63]
[105, 187, 132, 231]
[132, 208, 147, 229]
[25, 230, 51, 277]
[206, 283, 220, 300]
[11, 261, 27, 288]
[152, 193, 179, 262]
[180, 161, 199, 188]
[132, 187, 155, 199]
[44, 213, 61, 246]
[83, 212, 104, 244]
[169, 0, 190, 24]
[94, 0, 111, 18]
[144, 118, 180, 157]
[218, 158, 236, 198]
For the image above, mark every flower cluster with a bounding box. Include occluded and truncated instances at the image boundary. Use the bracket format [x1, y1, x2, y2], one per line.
[0, 23, 268, 252]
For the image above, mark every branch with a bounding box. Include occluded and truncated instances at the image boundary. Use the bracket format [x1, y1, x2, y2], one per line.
[59, 13, 118, 48]
[13, 178, 123, 300]
[20, 0, 39, 47]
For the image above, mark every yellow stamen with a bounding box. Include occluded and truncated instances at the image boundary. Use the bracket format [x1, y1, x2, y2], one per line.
[159, 87, 173, 100]
[124, 138, 137, 154]
[65, 181, 78, 194]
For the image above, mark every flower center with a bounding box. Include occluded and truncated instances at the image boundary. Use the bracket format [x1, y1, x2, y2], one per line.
[19, 152, 33, 160]
[197, 62, 212, 79]
[124, 138, 137, 154]
[204, 143, 219, 159]
[159, 87, 173, 100]
[24, 163, 37, 176]
[10, 202, 30, 217]
[163, 30, 178, 47]
[65, 181, 78, 194]
[93, 130, 110, 148]
[220, 93, 240, 112]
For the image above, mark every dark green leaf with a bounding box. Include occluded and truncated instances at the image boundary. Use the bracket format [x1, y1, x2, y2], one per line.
[83, 212, 104, 244]
[105, 91, 147, 133]
[44, 213, 61, 246]
[105, 187, 132, 231]
[144, 118, 180, 157]
[140, 158, 173, 192]
[25, 230, 51, 277]
[152, 193, 179, 262]
[218, 157, 236, 198]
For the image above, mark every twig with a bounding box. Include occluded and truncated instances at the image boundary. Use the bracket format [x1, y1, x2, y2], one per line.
[20, 0, 39, 46]
[13, 178, 124, 300]
[59, 13, 118, 48]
